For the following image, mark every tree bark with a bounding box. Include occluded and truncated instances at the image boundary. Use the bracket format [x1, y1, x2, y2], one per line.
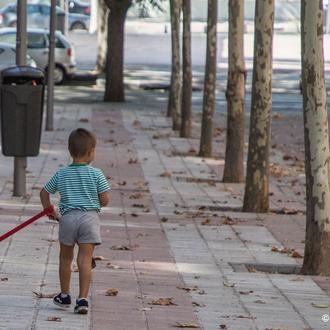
[242, 0, 274, 212]
[223, 0, 245, 183]
[103, 0, 131, 102]
[300, 0, 330, 276]
[167, 0, 182, 130]
[96, 0, 109, 73]
[199, 0, 217, 158]
[180, 0, 192, 138]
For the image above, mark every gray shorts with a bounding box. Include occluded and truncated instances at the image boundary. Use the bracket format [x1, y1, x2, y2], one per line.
[59, 210, 102, 246]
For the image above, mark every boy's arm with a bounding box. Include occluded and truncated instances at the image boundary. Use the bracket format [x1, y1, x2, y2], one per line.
[99, 191, 110, 207]
[40, 188, 59, 220]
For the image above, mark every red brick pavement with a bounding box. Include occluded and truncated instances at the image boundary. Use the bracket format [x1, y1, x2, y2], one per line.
[90, 109, 200, 330]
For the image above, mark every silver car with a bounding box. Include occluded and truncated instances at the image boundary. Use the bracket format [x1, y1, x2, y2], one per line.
[0, 42, 37, 67]
[0, 27, 76, 84]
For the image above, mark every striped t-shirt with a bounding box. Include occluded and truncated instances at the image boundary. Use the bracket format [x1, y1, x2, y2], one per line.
[44, 163, 110, 215]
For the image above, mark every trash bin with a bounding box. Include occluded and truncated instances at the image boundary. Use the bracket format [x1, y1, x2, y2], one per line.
[0, 66, 45, 157]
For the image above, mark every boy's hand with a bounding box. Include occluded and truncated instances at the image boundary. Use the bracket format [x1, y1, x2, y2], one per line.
[47, 209, 60, 221]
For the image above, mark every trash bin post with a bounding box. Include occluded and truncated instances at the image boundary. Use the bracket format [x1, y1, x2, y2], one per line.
[15, 0, 28, 197]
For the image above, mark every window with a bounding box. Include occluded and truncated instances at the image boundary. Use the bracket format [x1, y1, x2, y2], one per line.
[27, 33, 46, 49]
[27, 4, 40, 15]
[0, 33, 16, 45]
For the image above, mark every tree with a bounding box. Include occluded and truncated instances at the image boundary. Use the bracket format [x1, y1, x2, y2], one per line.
[167, 0, 182, 130]
[96, 0, 109, 73]
[199, 0, 218, 157]
[223, 0, 246, 183]
[103, 0, 164, 102]
[300, 0, 330, 276]
[180, 0, 192, 138]
[242, 0, 274, 212]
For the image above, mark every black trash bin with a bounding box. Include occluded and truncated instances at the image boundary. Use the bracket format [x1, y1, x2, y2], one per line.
[0, 66, 45, 157]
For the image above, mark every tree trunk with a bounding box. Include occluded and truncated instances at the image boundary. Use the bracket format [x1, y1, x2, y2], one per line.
[96, 0, 109, 73]
[103, 0, 131, 102]
[167, 0, 182, 130]
[199, 0, 218, 157]
[242, 0, 274, 212]
[223, 0, 245, 183]
[300, 0, 330, 276]
[180, 0, 192, 138]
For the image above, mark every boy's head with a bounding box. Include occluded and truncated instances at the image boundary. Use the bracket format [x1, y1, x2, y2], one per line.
[68, 128, 96, 159]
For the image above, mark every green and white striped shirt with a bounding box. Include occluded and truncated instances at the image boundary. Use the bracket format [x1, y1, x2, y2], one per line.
[44, 163, 110, 215]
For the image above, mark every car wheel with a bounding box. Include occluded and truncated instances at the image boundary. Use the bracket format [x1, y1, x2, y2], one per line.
[53, 65, 66, 85]
[70, 21, 86, 31]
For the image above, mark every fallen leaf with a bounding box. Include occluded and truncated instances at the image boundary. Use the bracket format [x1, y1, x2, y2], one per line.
[33, 291, 57, 298]
[177, 286, 199, 292]
[254, 300, 266, 304]
[239, 290, 254, 295]
[219, 325, 228, 329]
[161, 217, 168, 222]
[118, 181, 127, 186]
[201, 219, 211, 225]
[246, 265, 257, 273]
[111, 245, 131, 251]
[106, 288, 119, 296]
[140, 307, 152, 311]
[236, 315, 256, 320]
[79, 118, 89, 123]
[47, 316, 61, 322]
[93, 256, 109, 261]
[223, 281, 235, 288]
[192, 301, 206, 307]
[160, 171, 172, 178]
[128, 158, 138, 164]
[131, 213, 139, 217]
[311, 302, 329, 308]
[133, 120, 142, 128]
[149, 297, 177, 306]
[1, 277, 8, 281]
[129, 193, 144, 199]
[106, 263, 122, 269]
[173, 322, 199, 328]
[132, 203, 145, 208]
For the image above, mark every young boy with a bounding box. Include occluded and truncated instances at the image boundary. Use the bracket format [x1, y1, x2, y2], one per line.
[40, 128, 110, 314]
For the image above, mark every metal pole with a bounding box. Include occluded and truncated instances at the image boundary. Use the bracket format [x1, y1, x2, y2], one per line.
[46, 0, 56, 131]
[14, 0, 27, 197]
[64, 0, 69, 36]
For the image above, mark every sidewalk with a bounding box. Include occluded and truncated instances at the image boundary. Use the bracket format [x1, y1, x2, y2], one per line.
[0, 85, 329, 329]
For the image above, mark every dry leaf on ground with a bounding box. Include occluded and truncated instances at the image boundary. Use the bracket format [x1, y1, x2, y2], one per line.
[106, 262, 122, 269]
[33, 292, 57, 298]
[149, 297, 177, 306]
[106, 288, 119, 296]
[160, 171, 172, 178]
[201, 219, 211, 225]
[177, 286, 199, 292]
[47, 316, 61, 322]
[111, 245, 131, 251]
[223, 281, 235, 288]
[78, 118, 89, 123]
[161, 217, 168, 222]
[93, 256, 109, 261]
[311, 302, 329, 308]
[219, 325, 228, 329]
[129, 193, 144, 199]
[239, 290, 254, 295]
[1, 277, 8, 281]
[173, 322, 200, 328]
[128, 158, 138, 164]
[192, 301, 206, 307]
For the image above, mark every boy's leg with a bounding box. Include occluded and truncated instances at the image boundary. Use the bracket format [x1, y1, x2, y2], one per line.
[77, 243, 95, 298]
[59, 243, 74, 294]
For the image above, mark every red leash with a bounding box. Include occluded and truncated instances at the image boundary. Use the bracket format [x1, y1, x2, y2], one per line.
[0, 205, 54, 242]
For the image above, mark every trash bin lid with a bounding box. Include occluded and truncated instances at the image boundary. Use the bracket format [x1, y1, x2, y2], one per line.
[1, 65, 44, 80]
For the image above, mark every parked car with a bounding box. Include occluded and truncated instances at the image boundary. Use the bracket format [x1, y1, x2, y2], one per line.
[0, 3, 90, 31]
[0, 42, 37, 67]
[0, 28, 76, 84]
[56, 0, 91, 16]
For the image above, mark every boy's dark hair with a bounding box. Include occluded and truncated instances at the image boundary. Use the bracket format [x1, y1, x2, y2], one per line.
[68, 128, 96, 158]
